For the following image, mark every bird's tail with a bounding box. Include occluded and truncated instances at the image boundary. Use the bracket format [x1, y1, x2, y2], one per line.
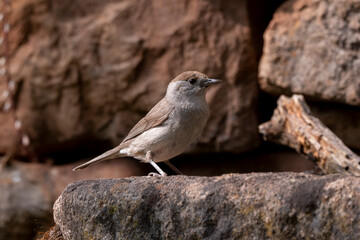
[73, 146, 125, 171]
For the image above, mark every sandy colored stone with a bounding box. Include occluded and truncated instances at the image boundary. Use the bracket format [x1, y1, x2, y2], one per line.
[259, 0, 360, 106]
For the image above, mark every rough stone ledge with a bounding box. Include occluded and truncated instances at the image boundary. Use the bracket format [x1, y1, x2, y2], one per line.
[51, 173, 360, 240]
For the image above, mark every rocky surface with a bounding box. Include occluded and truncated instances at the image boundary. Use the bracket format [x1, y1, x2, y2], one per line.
[0, 159, 143, 240]
[52, 173, 360, 240]
[259, 0, 360, 106]
[1, 0, 259, 157]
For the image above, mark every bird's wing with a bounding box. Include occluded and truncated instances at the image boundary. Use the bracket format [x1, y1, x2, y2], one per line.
[73, 98, 173, 171]
[121, 98, 174, 144]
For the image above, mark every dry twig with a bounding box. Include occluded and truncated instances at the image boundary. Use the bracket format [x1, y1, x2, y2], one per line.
[259, 94, 360, 176]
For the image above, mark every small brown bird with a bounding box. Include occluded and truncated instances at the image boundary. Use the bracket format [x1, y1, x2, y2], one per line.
[73, 71, 221, 176]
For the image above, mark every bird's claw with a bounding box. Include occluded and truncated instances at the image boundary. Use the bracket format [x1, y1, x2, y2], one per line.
[147, 172, 166, 177]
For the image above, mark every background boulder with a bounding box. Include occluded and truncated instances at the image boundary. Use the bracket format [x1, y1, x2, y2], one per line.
[259, 0, 360, 150]
[2, 0, 259, 157]
[259, 0, 360, 106]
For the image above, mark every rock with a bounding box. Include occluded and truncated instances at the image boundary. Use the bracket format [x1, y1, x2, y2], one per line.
[259, 0, 360, 106]
[53, 173, 360, 239]
[0, 159, 143, 240]
[0, 0, 259, 157]
[0, 163, 53, 240]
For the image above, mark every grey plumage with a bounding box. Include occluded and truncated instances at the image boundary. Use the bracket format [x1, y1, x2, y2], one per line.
[73, 71, 221, 175]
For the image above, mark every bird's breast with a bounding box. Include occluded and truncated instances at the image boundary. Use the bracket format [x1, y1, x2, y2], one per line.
[127, 104, 209, 162]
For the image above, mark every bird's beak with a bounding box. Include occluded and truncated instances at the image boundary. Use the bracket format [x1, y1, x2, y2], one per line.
[200, 78, 222, 87]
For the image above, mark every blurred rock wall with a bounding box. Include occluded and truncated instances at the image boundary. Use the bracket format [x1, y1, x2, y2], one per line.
[1, 0, 259, 158]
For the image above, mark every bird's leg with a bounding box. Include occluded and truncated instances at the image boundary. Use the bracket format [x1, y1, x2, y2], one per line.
[165, 160, 183, 175]
[146, 151, 167, 176]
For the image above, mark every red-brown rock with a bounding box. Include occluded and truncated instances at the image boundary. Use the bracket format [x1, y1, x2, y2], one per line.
[1, 0, 259, 158]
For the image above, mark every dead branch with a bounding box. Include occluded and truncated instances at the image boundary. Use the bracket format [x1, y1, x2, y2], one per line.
[259, 94, 360, 176]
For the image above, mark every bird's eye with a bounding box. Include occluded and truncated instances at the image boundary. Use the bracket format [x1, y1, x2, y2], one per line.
[189, 78, 197, 85]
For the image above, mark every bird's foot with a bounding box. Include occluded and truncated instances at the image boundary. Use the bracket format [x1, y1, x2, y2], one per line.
[146, 156, 167, 176]
[147, 172, 166, 177]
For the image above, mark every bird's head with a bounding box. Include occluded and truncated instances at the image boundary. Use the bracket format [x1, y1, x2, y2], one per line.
[166, 71, 221, 102]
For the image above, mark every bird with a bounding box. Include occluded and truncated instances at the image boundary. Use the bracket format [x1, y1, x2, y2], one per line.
[73, 71, 221, 176]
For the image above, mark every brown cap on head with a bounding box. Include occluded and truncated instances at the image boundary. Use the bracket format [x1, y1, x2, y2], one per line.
[171, 71, 208, 83]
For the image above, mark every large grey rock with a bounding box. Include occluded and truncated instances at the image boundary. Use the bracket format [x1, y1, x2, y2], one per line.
[53, 173, 360, 240]
[259, 0, 360, 106]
